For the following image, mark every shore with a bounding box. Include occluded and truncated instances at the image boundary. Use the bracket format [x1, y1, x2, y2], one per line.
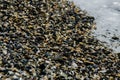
[0, 0, 120, 79]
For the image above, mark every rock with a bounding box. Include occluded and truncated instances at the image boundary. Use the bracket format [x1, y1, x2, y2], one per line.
[72, 62, 78, 68]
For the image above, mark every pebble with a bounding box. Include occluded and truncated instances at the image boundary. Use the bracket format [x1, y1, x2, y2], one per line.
[60, 70, 68, 79]
[8, 71, 14, 75]
[71, 61, 78, 68]
[2, 48, 7, 55]
[112, 36, 119, 40]
[5, 78, 11, 80]
[41, 76, 48, 80]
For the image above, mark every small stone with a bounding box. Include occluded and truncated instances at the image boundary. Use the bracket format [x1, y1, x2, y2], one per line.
[12, 75, 18, 79]
[8, 71, 14, 75]
[77, 60, 83, 63]
[5, 78, 11, 80]
[112, 36, 119, 40]
[99, 69, 107, 73]
[41, 76, 48, 80]
[109, 76, 114, 80]
[21, 71, 28, 76]
[117, 53, 120, 59]
[19, 78, 22, 80]
[60, 70, 68, 79]
[0, 73, 3, 78]
[0, 61, 2, 65]
[76, 73, 81, 79]
[0, 13, 3, 16]
[2, 49, 7, 55]
[72, 62, 78, 68]
[93, 74, 100, 80]
[116, 73, 120, 77]
[15, 72, 20, 76]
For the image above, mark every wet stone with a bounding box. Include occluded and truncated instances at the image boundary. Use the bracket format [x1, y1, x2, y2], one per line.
[118, 53, 120, 59]
[112, 36, 119, 40]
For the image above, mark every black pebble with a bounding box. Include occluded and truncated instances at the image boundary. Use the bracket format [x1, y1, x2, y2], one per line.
[35, 36, 44, 43]
[112, 36, 119, 40]
[0, 69, 9, 74]
[39, 63, 46, 70]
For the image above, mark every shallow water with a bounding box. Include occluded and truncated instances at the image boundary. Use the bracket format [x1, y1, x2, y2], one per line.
[69, 0, 120, 53]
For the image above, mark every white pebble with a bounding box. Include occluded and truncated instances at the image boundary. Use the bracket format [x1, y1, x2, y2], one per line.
[72, 62, 78, 68]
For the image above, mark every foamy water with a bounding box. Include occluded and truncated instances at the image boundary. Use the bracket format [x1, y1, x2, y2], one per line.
[69, 0, 120, 53]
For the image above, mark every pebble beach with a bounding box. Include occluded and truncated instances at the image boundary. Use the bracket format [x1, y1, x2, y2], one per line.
[0, 0, 120, 80]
